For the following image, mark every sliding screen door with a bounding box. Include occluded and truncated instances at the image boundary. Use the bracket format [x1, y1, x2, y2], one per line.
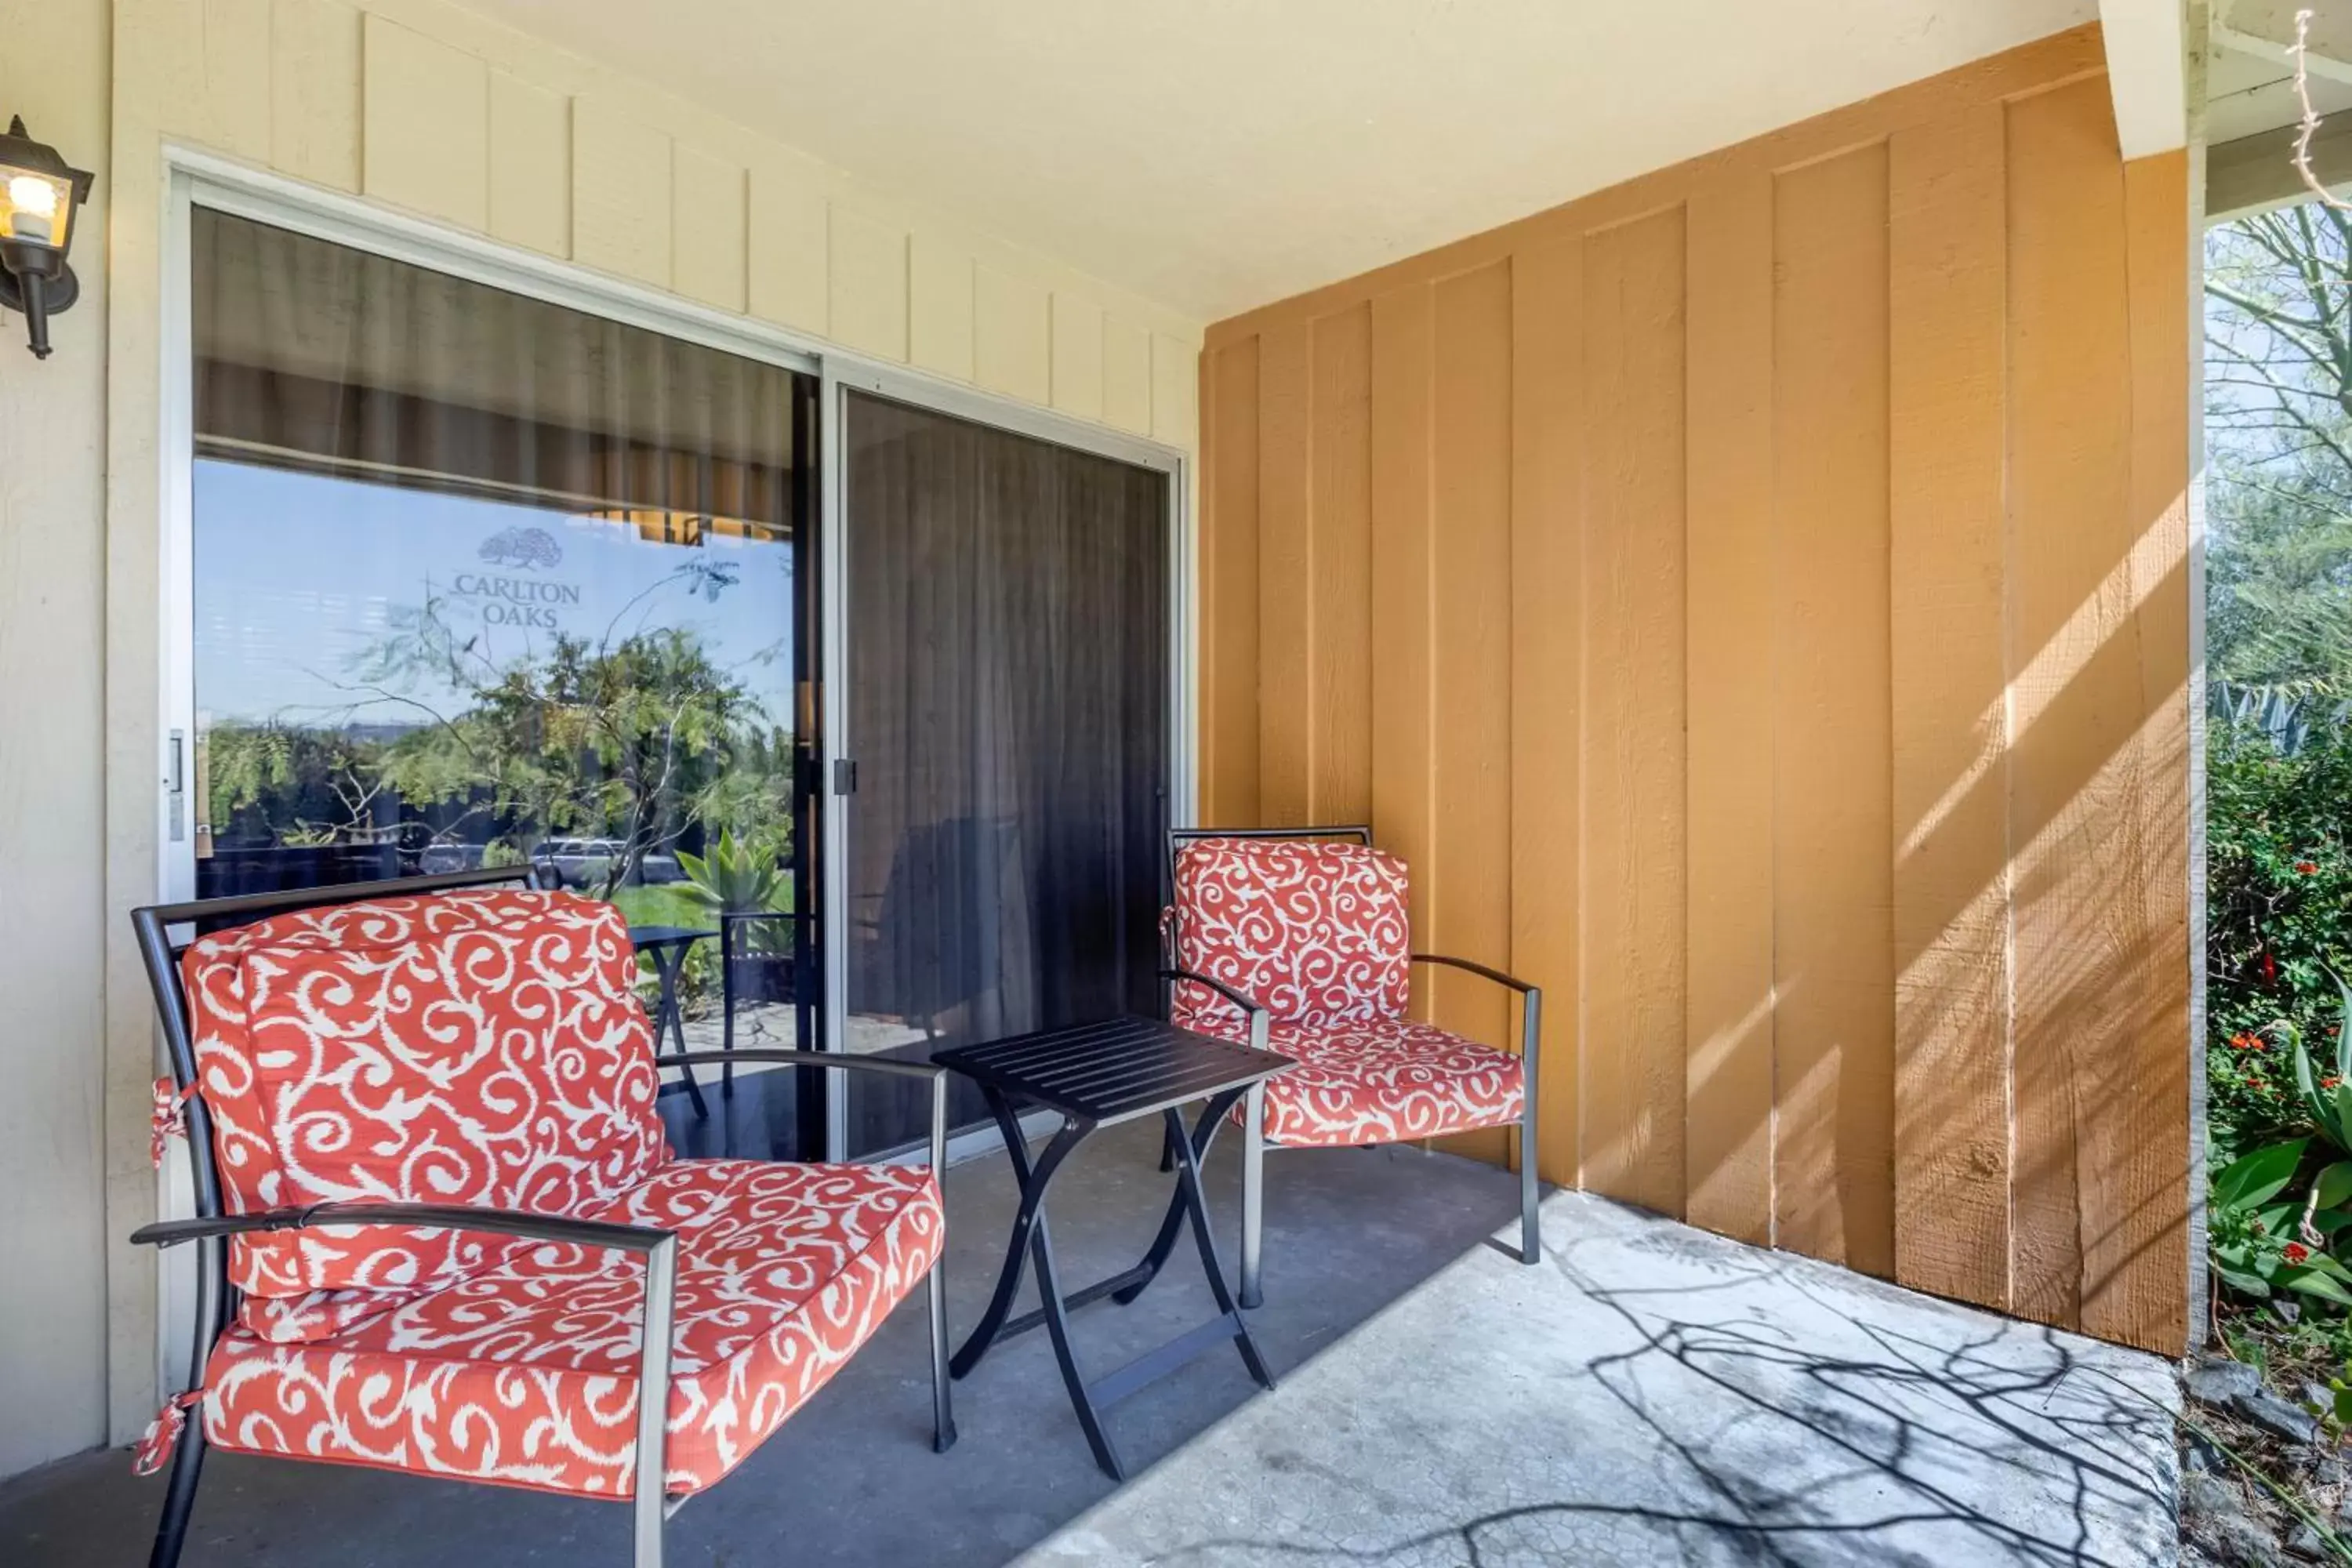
[840, 390, 1171, 1154]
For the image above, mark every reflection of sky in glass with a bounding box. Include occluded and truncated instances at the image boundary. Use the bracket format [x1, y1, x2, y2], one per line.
[194, 459, 795, 728]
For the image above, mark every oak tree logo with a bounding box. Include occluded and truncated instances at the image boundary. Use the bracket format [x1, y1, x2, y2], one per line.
[477, 526, 564, 570]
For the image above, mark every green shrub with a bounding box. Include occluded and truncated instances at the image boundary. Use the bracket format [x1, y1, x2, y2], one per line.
[2209, 716, 2352, 1164]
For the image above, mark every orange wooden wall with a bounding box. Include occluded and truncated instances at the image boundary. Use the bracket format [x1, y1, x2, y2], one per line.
[1196, 24, 2192, 1354]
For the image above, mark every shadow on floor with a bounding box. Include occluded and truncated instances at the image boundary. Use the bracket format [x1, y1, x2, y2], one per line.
[0, 1116, 1529, 1568]
[1024, 1193, 2180, 1568]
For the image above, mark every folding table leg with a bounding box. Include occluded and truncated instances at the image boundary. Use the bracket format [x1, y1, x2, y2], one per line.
[1026, 1189, 1127, 1480]
[951, 1100, 1085, 1379]
[1167, 1093, 1275, 1393]
[1113, 1100, 1226, 1305]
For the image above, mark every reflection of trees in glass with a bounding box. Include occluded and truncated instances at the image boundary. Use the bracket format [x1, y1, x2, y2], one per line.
[205, 562, 794, 895]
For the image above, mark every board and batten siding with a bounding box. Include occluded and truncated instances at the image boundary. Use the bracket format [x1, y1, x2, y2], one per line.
[1197, 23, 2193, 1354]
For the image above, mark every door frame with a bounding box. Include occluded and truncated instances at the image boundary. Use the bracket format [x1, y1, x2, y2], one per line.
[153, 146, 1194, 1185]
[817, 361, 1190, 1160]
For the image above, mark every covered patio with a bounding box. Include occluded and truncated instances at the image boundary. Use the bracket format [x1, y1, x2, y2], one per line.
[0, 0, 2232, 1563]
[1, 1114, 2175, 1568]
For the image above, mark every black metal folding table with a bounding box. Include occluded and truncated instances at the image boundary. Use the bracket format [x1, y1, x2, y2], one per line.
[934, 1016, 1293, 1480]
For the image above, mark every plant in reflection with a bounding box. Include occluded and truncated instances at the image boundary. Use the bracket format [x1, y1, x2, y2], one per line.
[204, 561, 797, 906]
[678, 828, 795, 955]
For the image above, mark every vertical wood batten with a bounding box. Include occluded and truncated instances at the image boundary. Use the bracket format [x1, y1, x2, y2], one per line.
[1257, 322, 1315, 826]
[1889, 103, 2014, 1312]
[1190, 25, 2190, 1355]
[1511, 238, 1584, 1188]
[1682, 171, 1777, 1246]
[1429, 263, 1517, 1162]
[2005, 77, 2140, 1332]
[1310, 307, 1375, 824]
[2101, 147, 2191, 1350]
[1770, 143, 1895, 1277]
[1370, 286, 1439, 993]
[1206, 339, 1264, 826]
[1579, 209, 1689, 1216]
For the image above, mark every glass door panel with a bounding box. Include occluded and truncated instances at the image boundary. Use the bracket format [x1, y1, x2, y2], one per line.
[188, 207, 823, 1156]
[840, 390, 1171, 1156]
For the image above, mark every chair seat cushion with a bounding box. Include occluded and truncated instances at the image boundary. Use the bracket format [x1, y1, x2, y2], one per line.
[198, 1157, 942, 1500]
[1239, 1018, 1525, 1148]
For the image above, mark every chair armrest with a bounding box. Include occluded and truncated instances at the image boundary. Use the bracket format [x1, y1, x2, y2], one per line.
[1160, 967, 1272, 1055]
[1158, 967, 1270, 1022]
[1411, 952, 1538, 996]
[129, 1200, 674, 1254]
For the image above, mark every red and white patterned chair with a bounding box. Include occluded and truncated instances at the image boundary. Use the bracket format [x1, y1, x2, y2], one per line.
[128, 869, 954, 1568]
[1162, 827, 1542, 1306]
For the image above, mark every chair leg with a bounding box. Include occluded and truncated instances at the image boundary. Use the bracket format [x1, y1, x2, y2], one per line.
[1240, 1080, 1266, 1309]
[1518, 988, 1543, 1266]
[146, 1417, 208, 1568]
[927, 1255, 956, 1452]
[1157, 1120, 1176, 1173]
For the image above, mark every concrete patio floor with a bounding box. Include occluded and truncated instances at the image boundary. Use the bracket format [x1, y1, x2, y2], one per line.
[1027, 1189, 2182, 1568]
[0, 1113, 1529, 1567]
[0, 1111, 2180, 1568]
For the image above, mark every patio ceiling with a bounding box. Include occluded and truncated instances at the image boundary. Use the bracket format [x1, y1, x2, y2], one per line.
[449, 0, 2096, 321]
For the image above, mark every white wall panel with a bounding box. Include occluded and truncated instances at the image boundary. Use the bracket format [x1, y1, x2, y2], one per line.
[488, 70, 570, 256]
[362, 13, 489, 229]
[672, 144, 748, 311]
[572, 98, 672, 288]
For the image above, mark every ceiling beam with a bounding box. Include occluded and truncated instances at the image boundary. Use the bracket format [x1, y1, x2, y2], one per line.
[2100, 0, 2190, 157]
[2212, 0, 2352, 84]
[2208, 111, 2352, 220]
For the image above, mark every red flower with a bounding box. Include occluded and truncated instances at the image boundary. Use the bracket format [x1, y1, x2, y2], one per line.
[2246, 1076, 2269, 1090]
[2327, 1076, 2343, 1091]
[2265, 952, 2280, 985]
[2299, 860, 2321, 876]
[2287, 1243, 2313, 1265]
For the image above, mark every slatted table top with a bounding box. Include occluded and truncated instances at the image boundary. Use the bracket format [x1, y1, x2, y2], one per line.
[934, 1016, 1294, 1127]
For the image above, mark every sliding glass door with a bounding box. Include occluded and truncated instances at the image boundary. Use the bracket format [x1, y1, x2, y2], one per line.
[187, 205, 824, 1152]
[178, 202, 1180, 1167]
[837, 390, 1174, 1156]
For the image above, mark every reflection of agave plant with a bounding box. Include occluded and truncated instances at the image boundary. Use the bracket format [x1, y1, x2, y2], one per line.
[678, 830, 790, 953]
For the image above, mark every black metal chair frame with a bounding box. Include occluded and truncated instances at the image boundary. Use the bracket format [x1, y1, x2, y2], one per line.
[1163, 826, 1544, 1307]
[129, 868, 954, 1568]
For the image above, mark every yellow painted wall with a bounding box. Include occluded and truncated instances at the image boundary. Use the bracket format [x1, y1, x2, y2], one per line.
[12, 0, 1205, 1462]
[1198, 24, 2194, 1355]
[0, 0, 112, 1479]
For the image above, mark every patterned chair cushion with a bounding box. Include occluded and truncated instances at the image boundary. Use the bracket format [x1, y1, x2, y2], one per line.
[180, 888, 667, 1303]
[199, 1159, 942, 1498]
[1240, 1018, 1524, 1148]
[1167, 837, 1410, 1032]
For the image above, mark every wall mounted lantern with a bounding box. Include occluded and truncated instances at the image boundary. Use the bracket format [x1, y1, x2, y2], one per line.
[0, 116, 95, 359]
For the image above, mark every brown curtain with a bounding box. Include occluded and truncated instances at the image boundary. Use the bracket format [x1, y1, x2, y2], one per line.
[844, 391, 1171, 1151]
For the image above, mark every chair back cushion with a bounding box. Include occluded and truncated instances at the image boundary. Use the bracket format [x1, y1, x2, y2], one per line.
[1168, 837, 1410, 1030]
[180, 887, 666, 1301]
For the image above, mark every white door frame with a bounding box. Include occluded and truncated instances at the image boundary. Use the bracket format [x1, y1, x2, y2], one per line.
[818, 361, 1189, 1160]
[151, 146, 1194, 1272]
